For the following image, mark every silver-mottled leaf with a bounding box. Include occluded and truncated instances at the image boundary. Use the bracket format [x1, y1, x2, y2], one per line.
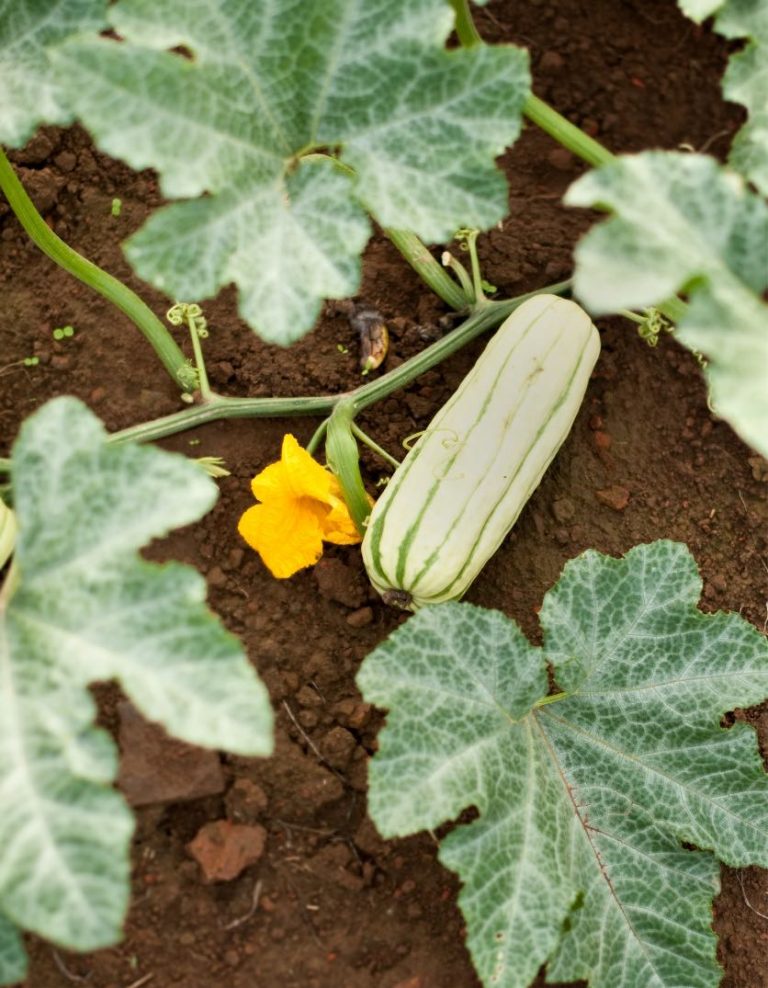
[566, 152, 768, 458]
[51, 0, 529, 343]
[358, 542, 768, 988]
[0, 913, 26, 985]
[0, 398, 272, 966]
[677, 0, 768, 194]
[676, 0, 725, 16]
[0, 0, 106, 146]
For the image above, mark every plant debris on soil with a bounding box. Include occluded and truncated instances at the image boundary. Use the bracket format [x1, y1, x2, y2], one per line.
[2, 2, 767, 987]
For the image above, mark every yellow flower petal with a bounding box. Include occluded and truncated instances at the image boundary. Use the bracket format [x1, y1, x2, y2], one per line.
[323, 496, 363, 544]
[238, 497, 327, 578]
[240, 434, 365, 575]
[252, 434, 336, 506]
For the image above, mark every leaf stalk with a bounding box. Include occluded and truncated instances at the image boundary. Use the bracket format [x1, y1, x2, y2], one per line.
[385, 229, 470, 310]
[0, 147, 188, 387]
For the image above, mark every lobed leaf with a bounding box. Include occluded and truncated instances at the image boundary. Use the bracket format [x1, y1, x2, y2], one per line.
[0, 0, 107, 147]
[358, 541, 768, 988]
[676, 0, 725, 16]
[677, 0, 768, 195]
[50, 0, 530, 344]
[0, 914, 25, 984]
[565, 152, 768, 459]
[0, 398, 272, 978]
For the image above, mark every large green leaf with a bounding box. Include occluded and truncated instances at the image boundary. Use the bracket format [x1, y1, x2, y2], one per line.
[0, 914, 25, 985]
[50, 0, 529, 344]
[358, 541, 768, 988]
[676, 0, 724, 16]
[565, 152, 768, 458]
[0, 398, 272, 980]
[677, 0, 768, 194]
[0, 0, 106, 146]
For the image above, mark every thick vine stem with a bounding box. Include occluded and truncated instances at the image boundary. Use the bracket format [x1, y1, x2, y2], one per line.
[108, 281, 571, 447]
[0, 147, 188, 387]
[0, 458, 10, 474]
[523, 95, 615, 169]
[351, 422, 401, 470]
[450, 0, 483, 46]
[325, 402, 371, 536]
[385, 229, 470, 310]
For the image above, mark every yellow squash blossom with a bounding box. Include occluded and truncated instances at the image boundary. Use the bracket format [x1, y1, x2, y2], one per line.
[238, 434, 361, 578]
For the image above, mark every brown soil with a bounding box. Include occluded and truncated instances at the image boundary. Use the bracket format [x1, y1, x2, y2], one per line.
[1, 1, 766, 986]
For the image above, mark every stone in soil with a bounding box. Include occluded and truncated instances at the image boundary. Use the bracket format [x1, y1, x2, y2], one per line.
[225, 778, 269, 823]
[187, 819, 267, 882]
[117, 701, 225, 807]
[595, 484, 631, 511]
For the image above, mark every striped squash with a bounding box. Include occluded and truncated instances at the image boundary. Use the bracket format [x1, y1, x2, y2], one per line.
[362, 294, 600, 609]
[0, 499, 16, 573]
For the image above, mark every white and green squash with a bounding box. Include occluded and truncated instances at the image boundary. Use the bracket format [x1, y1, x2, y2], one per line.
[362, 294, 600, 609]
[0, 498, 16, 573]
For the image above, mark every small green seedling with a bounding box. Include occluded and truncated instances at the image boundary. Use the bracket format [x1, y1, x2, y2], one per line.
[111, 197, 122, 217]
[52, 325, 75, 341]
[0, 356, 39, 377]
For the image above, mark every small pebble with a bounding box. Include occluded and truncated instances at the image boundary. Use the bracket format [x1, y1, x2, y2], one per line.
[346, 606, 373, 628]
[207, 565, 226, 588]
[594, 431, 612, 450]
[595, 485, 630, 511]
[548, 147, 574, 171]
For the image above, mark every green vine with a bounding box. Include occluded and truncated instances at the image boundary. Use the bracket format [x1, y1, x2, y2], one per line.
[107, 281, 571, 448]
[0, 148, 188, 388]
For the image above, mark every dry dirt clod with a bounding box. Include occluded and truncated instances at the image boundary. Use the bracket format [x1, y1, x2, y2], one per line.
[225, 778, 269, 823]
[551, 497, 575, 523]
[117, 701, 225, 807]
[187, 820, 267, 882]
[595, 485, 631, 511]
[346, 605, 374, 627]
[319, 726, 357, 770]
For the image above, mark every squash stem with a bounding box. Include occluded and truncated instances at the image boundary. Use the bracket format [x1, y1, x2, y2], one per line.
[657, 296, 688, 324]
[306, 418, 330, 456]
[450, 0, 483, 46]
[350, 423, 402, 470]
[533, 691, 568, 708]
[107, 280, 573, 446]
[618, 309, 645, 325]
[441, 251, 476, 302]
[0, 459, 10, 474]
[523, 95, 615, 168]
[464, 229, 491, 308]
[385, 228, 471, 310]
[325, 402, 371, 536]
[0, 147, 189, 388]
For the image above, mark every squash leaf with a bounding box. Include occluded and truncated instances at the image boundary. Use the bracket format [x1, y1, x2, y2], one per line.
[676, 0, 724, 16]
[0, 398, 272, 983]
[676, 0, 768, 196]
[0, 916, 25, 985]
[0, 0, 107, 147]
[565, 151, 768, 459]
[358, 541, 768, 988]
[50, 0, 529, 344]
